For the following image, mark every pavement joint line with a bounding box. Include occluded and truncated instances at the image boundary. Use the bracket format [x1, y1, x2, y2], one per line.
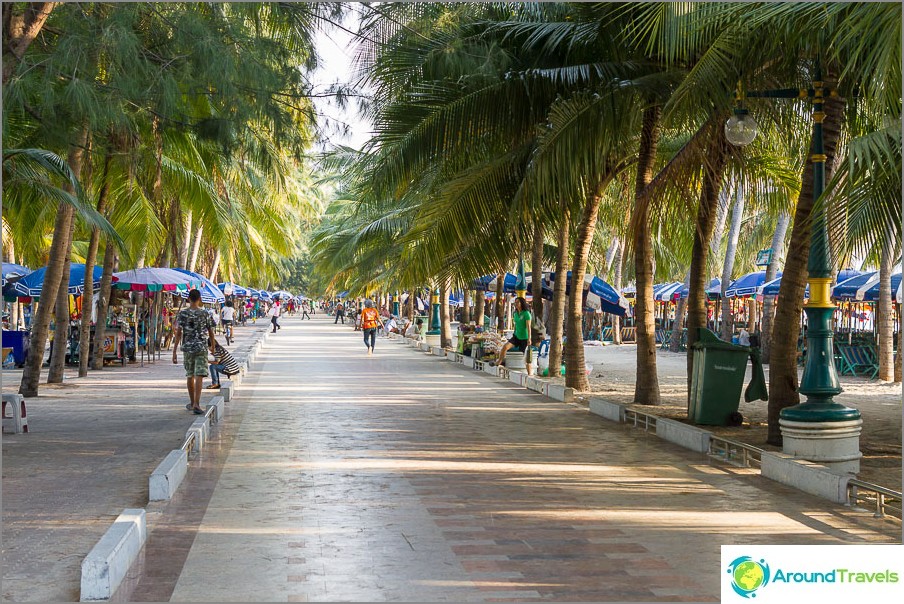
[402, 330, 896, 514]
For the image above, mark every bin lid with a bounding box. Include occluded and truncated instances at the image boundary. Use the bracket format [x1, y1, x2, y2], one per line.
[690, 328, 750, 351]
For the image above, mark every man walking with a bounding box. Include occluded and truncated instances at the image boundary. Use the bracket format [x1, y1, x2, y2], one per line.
[268, 301, 281, 333]
[172, 289, 216, 414]
[334, 301, 345, 324]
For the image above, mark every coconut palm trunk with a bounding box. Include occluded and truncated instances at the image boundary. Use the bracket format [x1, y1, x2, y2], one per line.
[78, 149, 112, 377]
[611, 239, 624, 344]
[685, 125, 731, 391]
[633, 105, 662, 405]
[461, 289, 471, 325]
[877, 230, 896, 381]
[720, 182, 745, 341]
[760, 212, 791, 364]
[768, 94, 846, 445]
[547, 209, 570, 375]
[565, 181, 611, 391]
[474, 290, 485, 327]
[20, 129, 88, 396]
[531, 223, 544, 341]
[494, 271, 505, 330]
[670, 270, 690, 353]
[440, 277, 452, 348]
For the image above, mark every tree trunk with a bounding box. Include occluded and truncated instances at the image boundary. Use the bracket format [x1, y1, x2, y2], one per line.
[547, 210, 570, 375]
[91, 243, 116, 370]
[604, 238, 619, 273]
[531, 223, 544, 341]
[20, 130, 87, 396]
[78, 149, 112, 377]
[877, 231, 895, 381]
[47, 200, 77, 383]
[2, 2, 56, 85]
[474, 290, 484, 326]
[761, 212, 791, 364]
[670, 271, 690, 353]
[462, 289, 471, 325]
[768, 94, 846, 445]
[494, 272, 505, 330]
[633, 105, 662, 405]
[720, 182, 745, 341]
[440, 278, 452, 348]
[209, 249, 221, 282]
[685, 124, 730, 392]
[896, 303, 903, 383]
[565, 182, 610, 391]
[611, 239, 624, 345]
[179, 210, 192, 268]
[188, 225, 203, 273]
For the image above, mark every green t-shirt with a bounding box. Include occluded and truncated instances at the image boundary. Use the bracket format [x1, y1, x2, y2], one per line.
[513, 310, 532, 340]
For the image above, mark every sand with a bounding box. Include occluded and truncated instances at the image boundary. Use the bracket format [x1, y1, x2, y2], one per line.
[545, 342, 903, 491]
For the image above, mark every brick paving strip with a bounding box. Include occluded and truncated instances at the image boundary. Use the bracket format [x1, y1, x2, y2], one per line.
[1, 322, 270, 603]
[115, 315, 899, 603]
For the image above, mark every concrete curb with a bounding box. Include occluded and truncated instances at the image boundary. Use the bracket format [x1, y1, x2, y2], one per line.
[148, 450, 188, 502]
[80, 509, 146, 601]
[761, 451, 851, 504]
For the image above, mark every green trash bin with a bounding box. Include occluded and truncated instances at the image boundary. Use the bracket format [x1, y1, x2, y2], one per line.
[688, 328, 768, 426]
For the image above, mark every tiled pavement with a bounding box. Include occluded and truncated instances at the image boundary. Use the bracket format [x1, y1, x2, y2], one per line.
[1, 321, 270, 603]
[119, 315, 899, 602]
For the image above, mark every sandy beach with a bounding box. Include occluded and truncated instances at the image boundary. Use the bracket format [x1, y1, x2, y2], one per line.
[546, 342, 902, 491]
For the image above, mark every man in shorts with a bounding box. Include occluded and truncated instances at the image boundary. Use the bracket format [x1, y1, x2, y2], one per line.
[173, 289, 217, 414]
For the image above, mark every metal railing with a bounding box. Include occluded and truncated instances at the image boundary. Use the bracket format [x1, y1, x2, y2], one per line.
[708, 436, 764, 468]
[847, 480, 902, 520]
[178, 406, 218, 456]
[623, 409, 657, 431]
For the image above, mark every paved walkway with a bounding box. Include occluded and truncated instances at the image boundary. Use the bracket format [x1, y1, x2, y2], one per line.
[1, 320, 270, 603]
[118, 315, 898, 603]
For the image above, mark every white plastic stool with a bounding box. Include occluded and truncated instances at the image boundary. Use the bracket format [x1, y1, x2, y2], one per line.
[2, 393, 28, 433]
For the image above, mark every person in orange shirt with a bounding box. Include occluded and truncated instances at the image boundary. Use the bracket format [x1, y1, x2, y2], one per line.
[361, 299, 384, 355]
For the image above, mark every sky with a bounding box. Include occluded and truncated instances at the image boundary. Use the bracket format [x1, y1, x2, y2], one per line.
[311, 8, 372, 151]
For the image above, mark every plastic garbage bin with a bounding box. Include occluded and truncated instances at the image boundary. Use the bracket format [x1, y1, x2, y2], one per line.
[1, 330, 30, 367]
[688, 328, 767, 426]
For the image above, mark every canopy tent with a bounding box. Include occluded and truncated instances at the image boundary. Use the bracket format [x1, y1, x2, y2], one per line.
[759, 268, 862, 298]
[112, 267, 200, 292]
[173, 268, 225, 304]
[652, 281, 684, 302]
[10, 264, 115, 298]
[724, 271, 772, 298]
[546, 272, 629, 316]
[2, 263, 32, 287]
[471, 273, 518, 293]
[677, 278, 722, 300]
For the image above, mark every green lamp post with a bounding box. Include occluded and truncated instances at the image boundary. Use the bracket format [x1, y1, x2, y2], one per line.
[425, 287, 441, 345]
[726, 74, 862, 473]
[392, 291, 400, 317]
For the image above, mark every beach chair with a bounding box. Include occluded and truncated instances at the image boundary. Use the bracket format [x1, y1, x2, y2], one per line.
[837, 344, 879, 378]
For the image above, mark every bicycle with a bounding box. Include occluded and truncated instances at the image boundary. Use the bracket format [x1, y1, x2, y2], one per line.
[223, 320, 233, 345]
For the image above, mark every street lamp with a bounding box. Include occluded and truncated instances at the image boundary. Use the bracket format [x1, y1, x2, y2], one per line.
[425, 287, 442, 346]
[726, 76, 862, 474]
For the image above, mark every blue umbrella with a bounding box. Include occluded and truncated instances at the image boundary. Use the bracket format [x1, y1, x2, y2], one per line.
[218, 282, 250, 297]
[761, 268, 861, 298]
[471, 273, 518, 292]
[526, 275, 555, 301]
[724, 271, 771, 298]
[833, 271, 877, 301]
[174, 268, 225, 304]
[547, 272, 629, 316]
[2, 263, 32, 287]
[10, 264, 111, 298]
[653, 281, 684, 302]
[258, 290, 273, 301]
[853, 272, 902, 302]
[677, 278, 721, 300]
[337, 290, 349, 298]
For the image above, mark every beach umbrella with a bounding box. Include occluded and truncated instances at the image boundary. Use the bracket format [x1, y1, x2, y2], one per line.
[652, 281, 684, 302]
[621, 284, 636, 300]
[112, 267, 200, 292]
[724, 271, 771, 298]
[526, 274, 554, 301]
[547, 272, 629, 316]
[271, 290, 294, 300]
[173, 269, 225, 304]
[833, 271, 877, 301]
[1, 263, 32, 287]
[677, 278, 721, 300]
[337, 290, 349, 298]
[854, 272, 902, 302]
[10, 264, 114, 298]
[471, 273, 518, 293]
[760, 268, 861, 299]
[258, 290, 273, 301]
[218, 282, 250, 297]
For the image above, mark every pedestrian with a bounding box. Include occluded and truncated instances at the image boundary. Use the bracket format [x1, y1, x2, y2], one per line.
[300, 302, 311, 320]
[172, 289, 217, 414]
[494, 296, 532, 367]
[361, 299, 384, 355]
[334, 301, 345, 324]
[268, 301, 281, 333]
[220, 299, 235, 344]
[207, 340, 242, 389]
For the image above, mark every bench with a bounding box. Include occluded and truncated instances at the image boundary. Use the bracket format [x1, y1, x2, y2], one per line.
[2, 393, 28, 433]
[836, 344, 879, 378]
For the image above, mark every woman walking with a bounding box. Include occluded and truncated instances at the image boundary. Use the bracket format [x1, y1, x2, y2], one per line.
[361, 300, 384, 355]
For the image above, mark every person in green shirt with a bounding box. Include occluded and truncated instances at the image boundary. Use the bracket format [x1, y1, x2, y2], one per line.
[494, 296, 531, 366]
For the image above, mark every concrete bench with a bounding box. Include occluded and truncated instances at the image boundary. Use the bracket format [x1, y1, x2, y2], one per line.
[80, 509, 147, 601]
[2, 393, 28, 433]
[149, 450, 188, 501]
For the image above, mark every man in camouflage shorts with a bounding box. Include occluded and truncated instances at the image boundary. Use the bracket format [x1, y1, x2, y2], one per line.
[172, 289, 217, 414]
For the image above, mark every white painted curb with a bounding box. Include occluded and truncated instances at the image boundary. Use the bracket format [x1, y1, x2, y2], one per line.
[149, 450, 188, 501]
[80, 509, 147, 601]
